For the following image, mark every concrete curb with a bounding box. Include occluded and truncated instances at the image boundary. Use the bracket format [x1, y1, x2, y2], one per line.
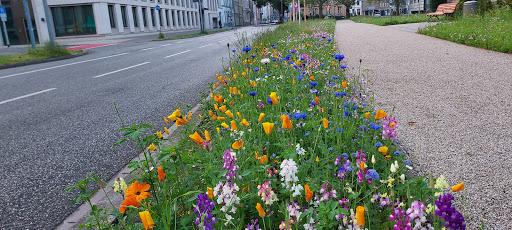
[55, 96, 209, 230]
[0, 51, 89, 70]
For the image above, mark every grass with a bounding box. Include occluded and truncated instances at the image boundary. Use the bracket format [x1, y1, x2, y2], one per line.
[351, 14, 435, 26]
[418, 6, 512, 53]
[0, 43, 81, 66]
[153, 28, 233, 41]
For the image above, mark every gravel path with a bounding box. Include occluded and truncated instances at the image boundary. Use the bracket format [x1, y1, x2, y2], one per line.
[335, 20, 512, 229]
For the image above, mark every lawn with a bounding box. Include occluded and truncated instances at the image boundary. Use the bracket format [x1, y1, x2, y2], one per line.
[351, 14, 434, 26]
[0, 44, 81, 66]
[418, 6, 512, 53]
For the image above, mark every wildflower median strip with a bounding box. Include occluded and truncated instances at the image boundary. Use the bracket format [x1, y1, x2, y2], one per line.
[66, 19, 468, 230]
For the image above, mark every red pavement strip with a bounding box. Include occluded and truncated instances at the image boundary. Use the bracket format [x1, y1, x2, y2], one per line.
[67, 43, 117, 50]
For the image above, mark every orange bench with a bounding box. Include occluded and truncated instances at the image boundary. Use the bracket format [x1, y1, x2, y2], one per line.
[427, 2, 458, 20]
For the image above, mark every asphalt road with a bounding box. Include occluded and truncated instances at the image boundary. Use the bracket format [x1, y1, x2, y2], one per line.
[0, 25, 274, 229]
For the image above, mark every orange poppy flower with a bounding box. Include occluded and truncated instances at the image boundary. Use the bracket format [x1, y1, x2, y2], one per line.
[237, 112, 241, 119]
[211, 115, 218, 121]
[232, 140, 243, 149]
[221, 122, 229, 129]
[204, 130, 211, 142]
[209, 110, 214, 116]
[342, 81, 347, 88]
[164, 127, 169, 134]
[356, 206, 365, 227]
[176, 118, 188, 126]
[125, 181, 151, 202]
[310, 76, 315, 81]
[214, 95, 223, 103]
[365, 112, 370, 119]
[378, 146, 388, 155]
[139, 210, 155, 230]
[232, 87, 238, 95]
[304, 185, 313, 202]
[163, 117, 169, 123]
[188, 111, 193, 120]
[269, 92, 278, 105]
[256, 203, 266, 217]
[259, 155, 268, 164]
[451, 183, 465, 192]
[258, 113, 265, 122]
[262, 122, 274, 135]
[225, 110, 234, 118]
[189, 132, 204, 145]
[157, 166, 166, 182]
[207, 187, 214, 199]
[281, 115, 293, 130]
[315, 97, 319, 105]
[217, 116, 226, 121]
[119, 196, 140, 214]
[231, 120, 238, 130]
[242, 119, 250, 127]
[214, 104, 219, 111]
[219, 105, 227, 113]
[323, 118, 329, 129]
[156, 131, 163, 139]
[375, 110, 387, 120]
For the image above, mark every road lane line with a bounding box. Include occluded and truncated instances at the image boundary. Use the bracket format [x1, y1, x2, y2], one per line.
[0, 53, 129, 80]
[198, 44, 213, 48]
[141, 47, 155, 51]
[176, 41, 184, 43]
[92, 62, 150, 78]
[161, 44, 172, 47]
[0, 88, 57, 105]
[164, 50, 191, 58]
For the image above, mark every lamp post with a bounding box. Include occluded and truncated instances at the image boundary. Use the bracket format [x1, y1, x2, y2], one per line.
[22, 0, 36, 49]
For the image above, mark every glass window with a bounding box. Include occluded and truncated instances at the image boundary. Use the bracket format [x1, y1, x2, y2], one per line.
[142, 8, 148, 26]
[108, 5, 116, 28]
[51, 5, 96, 37]
[132, 7, 138, 27]
[151, 9, 155, 26]
[121, 6, 128, 27]
[167, 10, 171, 26]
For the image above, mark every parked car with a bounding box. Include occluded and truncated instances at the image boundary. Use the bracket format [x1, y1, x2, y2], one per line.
[374, 12, 381, 17]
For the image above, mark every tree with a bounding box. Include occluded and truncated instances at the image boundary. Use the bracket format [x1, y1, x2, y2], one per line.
[336, 0, 356, 18]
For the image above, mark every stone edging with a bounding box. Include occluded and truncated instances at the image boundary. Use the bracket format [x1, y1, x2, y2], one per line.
[0, 51, 89, 70]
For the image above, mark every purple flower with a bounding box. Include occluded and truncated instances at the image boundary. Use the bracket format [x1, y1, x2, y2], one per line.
[193, 193, 216, 230]
[435, 194, 466, 230]
[222, 149, 240, 181]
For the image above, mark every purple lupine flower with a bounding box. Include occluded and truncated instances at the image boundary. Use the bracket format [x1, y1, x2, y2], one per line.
[389, 205, 411, 230]
[193, 193, 216, 230]
[222, 149, 240, 181]
[435, 194, 466, 230]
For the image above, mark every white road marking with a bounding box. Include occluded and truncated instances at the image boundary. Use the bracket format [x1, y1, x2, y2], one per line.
[161, 44, 172, 47]
[141, 47, 155, 51]
[0, 88, 57, 105]
[92, 62, 150, 78]
[164, 50, 191, 58]
[198, 44, 213, 48]
[218, 39, 227, 43]
[176, 41, 184, 43]
[0, 53, 129, 80]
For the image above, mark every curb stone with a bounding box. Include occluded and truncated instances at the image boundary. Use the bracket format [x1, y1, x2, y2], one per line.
[0, 51, 89, 70]
[55, 94, 211, 230]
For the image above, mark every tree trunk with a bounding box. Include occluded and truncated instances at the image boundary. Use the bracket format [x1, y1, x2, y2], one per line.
[318, 3, 324, 18]
[345, 7, 350, 18]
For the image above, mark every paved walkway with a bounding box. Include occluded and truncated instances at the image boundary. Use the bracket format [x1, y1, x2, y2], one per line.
[336, 20, 512, 229]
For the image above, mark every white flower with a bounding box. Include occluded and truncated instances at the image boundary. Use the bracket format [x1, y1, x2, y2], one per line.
[400, 174, 406, 183]
[390, 164, 397, 173]
[279, 159, 299, 190]
[371, 155, 376, 164]
[260, 58, 270, 64]
[291, 183, 303, 197]
[296, 143, 306, 156]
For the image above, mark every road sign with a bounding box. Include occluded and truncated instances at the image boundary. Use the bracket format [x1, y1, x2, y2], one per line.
[155, 5, 161, 10]
[0, 7, 7, 22]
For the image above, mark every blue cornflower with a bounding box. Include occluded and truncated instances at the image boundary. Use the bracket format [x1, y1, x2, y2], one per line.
[337, 128, 344, 134]
[375, 142, 383, 147]
[343, 102, 350, 108]
[311, 101, 316, 106]
[366, 169, 380, 180]
[334, 54, 344, 61]
[359, 125, 367, 131]
[351, 152, 357, 157]
[327, 39, 332, 42]
[334, 92, 342, 97]
[344, 110, 350, 116]
[254, 139, 259, 142]
[370, 123, 381, 130]
[232, 49, 236, 52]
[330, 82, 336, 86]
[404, 160, 412, 165]
[292, 113, 308, 120]
[251, 54, 256, 58]
[352, 105, 359, 110]
[342, 153, 348, 158]
[328, 148, 333, 151]
[346, 166, 353, 172]
[290, 49, 296, 53]
[267, 97, 272, 104]
[394, 151, 401, 156]
[242, 46, 251, 52]
[310, 82, 318, 87]
[332, 76, 338, 80]
[305, 131, 310, 137]
[340, 65, 347, 69]
[249, 91, 257, 97]
[253, 68, 259, 72]
[341, 92, 347, 96]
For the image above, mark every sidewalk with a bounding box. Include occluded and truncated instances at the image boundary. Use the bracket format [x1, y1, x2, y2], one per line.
[336, 20, 512, 229]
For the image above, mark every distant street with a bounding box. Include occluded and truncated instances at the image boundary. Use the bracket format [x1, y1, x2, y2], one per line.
[0, 25, 274, 229]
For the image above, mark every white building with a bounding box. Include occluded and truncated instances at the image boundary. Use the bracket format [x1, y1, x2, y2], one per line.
[30, 0, 218, 42]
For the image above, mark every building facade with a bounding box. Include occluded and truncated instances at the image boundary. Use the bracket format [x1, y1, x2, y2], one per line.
[0, 0, 38, 45]
[217, 0, 234, 27]
[24, 0, 218, 43]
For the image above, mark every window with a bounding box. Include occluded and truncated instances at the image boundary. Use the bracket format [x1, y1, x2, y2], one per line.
[150, 8, 155, 26]
[132, 7, 138, 27]
[167, 10, 171, 26]
[108, 5, 116, 28]
[51, 5, 96, 36]
[121, 6, 128, 27]
[142, 7, 148, 26]
[159, 9, 163, 26]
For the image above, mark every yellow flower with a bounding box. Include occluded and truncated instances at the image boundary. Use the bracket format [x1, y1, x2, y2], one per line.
[323, 118, 329, 129]
[189, 132, 204, 145]
[221, 122, 229, 129]
[365, 112, 370, 119]
[258, 113, 265, 122]
[148, 143, 156, 151]
[216, 127, 220, 134]
[163, 117, 169, 123]
[207, 187, 214, 199]
[214, 104, 219, 111]
[237, 112, 241, 119]
[269, 92, 278, 105]
[217, 116, 226, 121]
[316, 156, 319, 162]
[172, 109, 182, 118]
[164, 127, 169, 134]
[156, 131, 163, 139]
[176, 118, 188, 126]
[214, 95, 223, 103]
[199, 114, 203, 119]
[256, 203, 266, 217]
[231, 120, 237, 130]
[232, 140, 243, 149]
[356, 206, 365, 227]
[242, 119, 250, 127]
[375, 110, 387, 120]
[188, 111, 193, 120]
[262, 122, 274, 135]
[451, 182, 465, 192]
[168, 114, 177, 122]
[281, 115, 293, 130]
[378, 146, 388, 155]
[225, 110, 234, 118]
[139, 210, 155, 230]
[259, 155, 268, 164]
[204, 130, 211, 142]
